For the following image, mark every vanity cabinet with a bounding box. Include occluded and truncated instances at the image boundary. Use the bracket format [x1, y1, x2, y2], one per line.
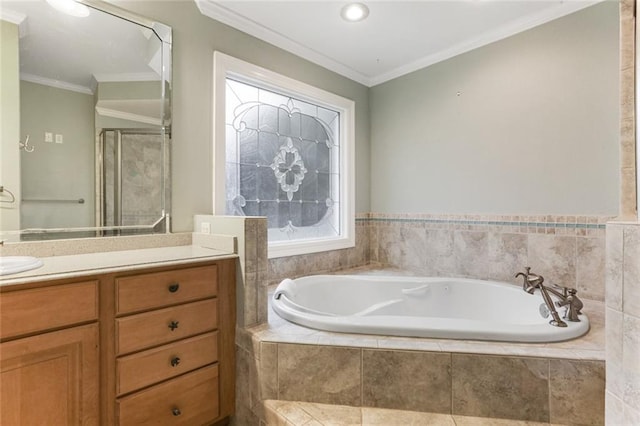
[0, 256, 236, 426]
[0, 281, 100, 425]
[102, 259, 236, 426]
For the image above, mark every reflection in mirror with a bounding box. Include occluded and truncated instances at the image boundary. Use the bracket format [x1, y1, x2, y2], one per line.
[0, 0, 171, 241]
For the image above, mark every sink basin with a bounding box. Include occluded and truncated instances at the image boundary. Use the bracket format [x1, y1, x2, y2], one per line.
[0, 256, 44, 276]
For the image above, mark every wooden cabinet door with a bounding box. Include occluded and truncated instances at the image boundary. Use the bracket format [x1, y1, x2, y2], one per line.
[0, 324, 99, 425]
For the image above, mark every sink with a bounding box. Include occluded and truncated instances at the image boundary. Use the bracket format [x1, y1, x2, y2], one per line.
[0, 256, 44, 276]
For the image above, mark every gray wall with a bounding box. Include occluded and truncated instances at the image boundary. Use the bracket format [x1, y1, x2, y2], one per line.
[20, 81, 94, 229]
[370, 2, 619, 215]
[0, 20, 21, 230]
[116, 1, 371, 232]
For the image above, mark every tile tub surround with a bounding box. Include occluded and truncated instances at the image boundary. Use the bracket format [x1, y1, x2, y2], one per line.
[232, 290, 605, 426]
[365, 213, 611, 302]
[605, 222, 640, 424]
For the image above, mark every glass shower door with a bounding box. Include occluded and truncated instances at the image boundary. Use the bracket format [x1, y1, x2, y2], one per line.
[99, 129, 168, 230]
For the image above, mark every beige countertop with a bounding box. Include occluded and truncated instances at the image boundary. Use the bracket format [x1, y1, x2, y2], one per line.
[0, 245, 237, 287]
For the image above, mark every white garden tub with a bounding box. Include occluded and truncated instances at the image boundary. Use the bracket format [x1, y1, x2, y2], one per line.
[272, 275, 590, 343]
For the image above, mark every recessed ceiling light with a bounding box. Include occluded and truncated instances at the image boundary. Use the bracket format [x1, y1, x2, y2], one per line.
[46, 0, 90, 17]
[341, 3, 369, 23]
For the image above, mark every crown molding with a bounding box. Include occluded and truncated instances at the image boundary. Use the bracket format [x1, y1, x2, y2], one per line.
[194, 0, 373, 87]
[93, 72, 161, 82]
[95, 105, 162, 126]
[20, 73, 94, 95]
[368, 0, 603, 86]
[195, 0, 603, 88]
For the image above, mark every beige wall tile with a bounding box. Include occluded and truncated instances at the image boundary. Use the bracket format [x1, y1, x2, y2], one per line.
[620, 167, 638, 220]
[623, 314, 640, 409]
[277, 344, 361, 405]
[621, 67, 635, 121]
[576, 237, 606, 301]
[243, 272, 258, 327]
[623, 226, 640, 317]
[487, 232, 528, 283]
[235, 346, 252, 420]
[549, 359, 605, 426]
[424, 228, 456, 276]
[362, 349, 451, 413]
[606, 391, 626, 426]
[257, 342, 278, 403]
[624, 403, 640, 425]
[606, 225, 624, 310]
[527, 234, 576, 288]
[606, 308, 625, 398]
[620, 16, 636, 71]
[452, 354, 549, 422]
[621, 117, 636, 168]
[454, 231, 489, 278]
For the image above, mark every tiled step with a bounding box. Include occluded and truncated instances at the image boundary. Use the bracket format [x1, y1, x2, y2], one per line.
[262, 400, 566, 426]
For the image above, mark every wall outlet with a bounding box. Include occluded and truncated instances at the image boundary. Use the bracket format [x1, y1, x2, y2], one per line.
[55, 134, 63, 144]
[44, 132, 53, 143]
[200, 222, 211, 234]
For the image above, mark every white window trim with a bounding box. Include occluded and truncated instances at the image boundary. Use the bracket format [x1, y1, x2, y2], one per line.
[212, 51, 355, 258]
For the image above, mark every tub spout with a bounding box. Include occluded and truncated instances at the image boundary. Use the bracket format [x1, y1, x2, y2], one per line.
[515, 267, 540, 294]
[515, 267, 567, 328]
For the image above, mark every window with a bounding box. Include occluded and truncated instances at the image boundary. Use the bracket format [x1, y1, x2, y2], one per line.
[213, 52, 355, 258]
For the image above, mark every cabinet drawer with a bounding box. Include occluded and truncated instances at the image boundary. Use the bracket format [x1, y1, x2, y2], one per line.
[0, 281, 98, 340]
[117, 331, 218, 395]
[116, 265, 217, 315]
[116, 299, 217, 355]
[117, 364, 219, 426]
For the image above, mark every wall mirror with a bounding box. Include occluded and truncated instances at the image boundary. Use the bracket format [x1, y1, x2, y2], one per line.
[0, 0, 171, 241]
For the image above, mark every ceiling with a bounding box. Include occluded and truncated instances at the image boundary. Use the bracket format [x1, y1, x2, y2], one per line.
[0, 0, 163, 94]
[195, 0, 603, 87]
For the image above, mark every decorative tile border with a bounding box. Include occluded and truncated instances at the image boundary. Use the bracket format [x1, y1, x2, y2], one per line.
[356, 213, 612, 236]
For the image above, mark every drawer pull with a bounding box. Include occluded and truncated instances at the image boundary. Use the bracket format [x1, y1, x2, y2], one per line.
[168, 283, 180, 293]
[172, 408, 182, 417]
[170, 356, 181, 367]
[168, 320, 179, 331]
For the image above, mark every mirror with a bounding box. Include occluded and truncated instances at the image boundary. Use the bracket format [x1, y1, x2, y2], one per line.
[0, 0, 171, 241]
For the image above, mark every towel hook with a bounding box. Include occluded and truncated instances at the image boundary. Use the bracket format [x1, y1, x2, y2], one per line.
[19, 135, 34, 153]
[0, 186, 16, 204]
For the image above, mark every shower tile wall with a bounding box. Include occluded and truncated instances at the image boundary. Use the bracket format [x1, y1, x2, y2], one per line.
[606, 222, 640, 424]
[103, 131, 168, 227]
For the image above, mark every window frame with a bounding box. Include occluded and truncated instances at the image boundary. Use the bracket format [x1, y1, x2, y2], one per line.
[212, 52, 355, 258]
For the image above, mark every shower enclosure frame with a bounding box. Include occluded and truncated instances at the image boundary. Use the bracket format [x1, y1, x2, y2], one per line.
[96, 128, 170, 233]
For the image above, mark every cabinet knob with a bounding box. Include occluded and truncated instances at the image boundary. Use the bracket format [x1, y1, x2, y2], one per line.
[170, 356, 181, 367]
[168, 320, 179, 331]
[172, 408, 182, 417]
[168, 283, 180, 293]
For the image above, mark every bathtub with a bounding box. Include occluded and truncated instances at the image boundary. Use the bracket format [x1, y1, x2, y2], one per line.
[272, 275, 590, 343]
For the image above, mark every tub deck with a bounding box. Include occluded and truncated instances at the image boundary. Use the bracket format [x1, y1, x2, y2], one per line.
[256, 268, 604, 361]
[240, 269, 605, 425]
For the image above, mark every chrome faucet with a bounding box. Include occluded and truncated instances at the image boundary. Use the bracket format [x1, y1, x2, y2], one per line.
[515, 267, 568, 328]
[544, 285, 583, 322]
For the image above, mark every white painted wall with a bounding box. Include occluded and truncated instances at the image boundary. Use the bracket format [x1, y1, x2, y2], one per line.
[370, 2, 619, 215]
[0, 20, 21, 231]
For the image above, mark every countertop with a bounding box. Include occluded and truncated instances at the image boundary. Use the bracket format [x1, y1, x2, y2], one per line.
[0, 245, 237, 287]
